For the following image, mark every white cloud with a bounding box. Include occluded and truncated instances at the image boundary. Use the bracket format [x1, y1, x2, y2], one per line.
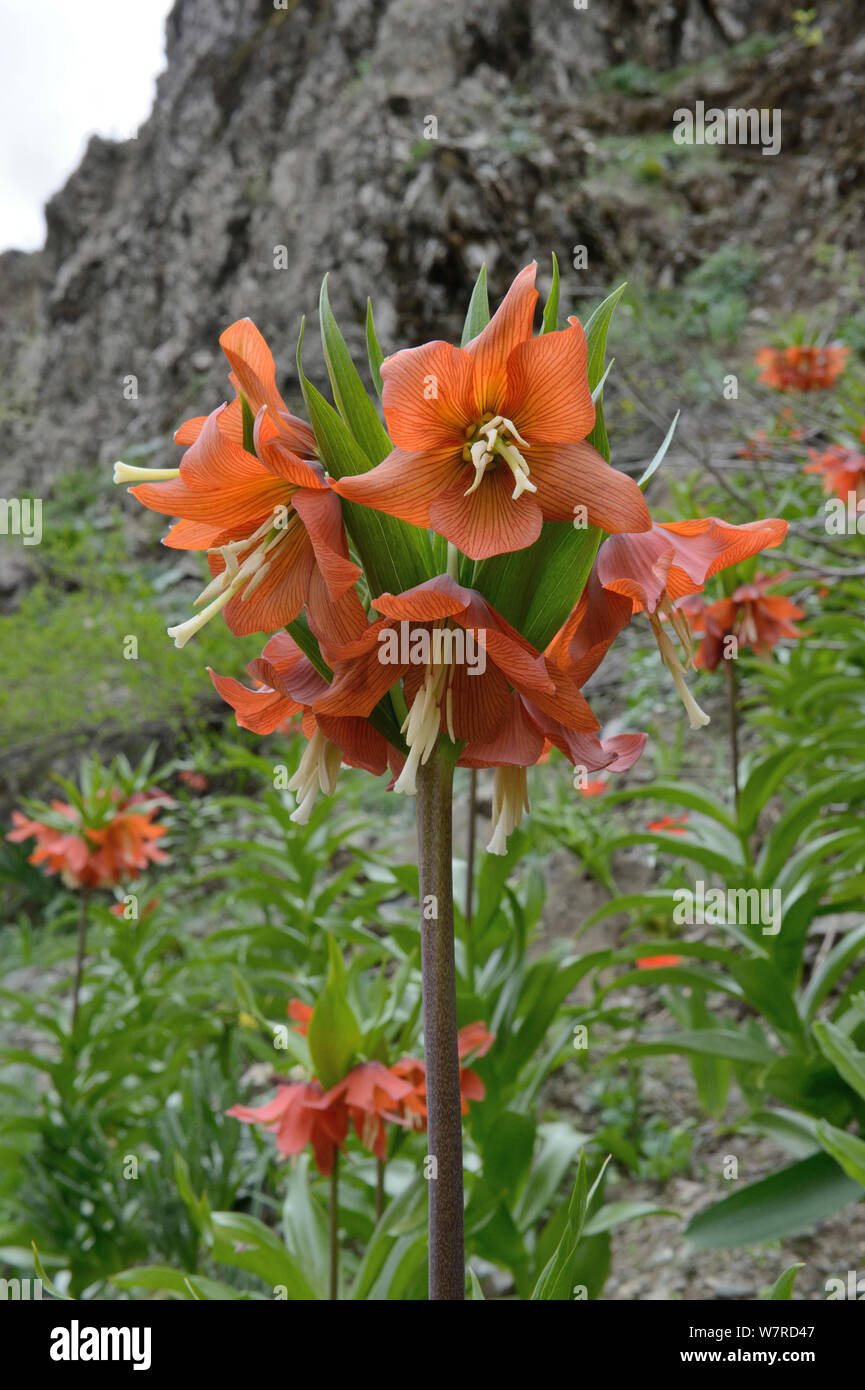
[0, 0, 173, 251]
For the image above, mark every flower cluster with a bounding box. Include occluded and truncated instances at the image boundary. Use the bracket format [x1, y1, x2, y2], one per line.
[755, 344, 848, 393]
[682, 575, 804, 670]
[8, 789, 171, 890]
[228, 1001, 494, 1174]
[116, 265, 789, 853]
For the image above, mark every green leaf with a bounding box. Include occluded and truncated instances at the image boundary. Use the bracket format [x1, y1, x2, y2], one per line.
[113, 1264, 196, 1296]
[685, 1152, 862, 1248]
[319, 276, 392, 465]
[210, 1211, 318, 1298]
[582, 1201, 677, 1236]
[366, 299, 385, 398]
[297, 318, 433, 597]
[531, 1150, 594, 1299]
[582, 282, 628, 462]
[482, 1111, 536, 1196]
[306, 936, 362, 1089]
[513, 1121, 590, 1230]
[468, 1268, 485, 1300]
[461, 264, 490, 346]
[815, 1120, 865, 1187]
[768, 1263, 805, 1300]
[638, 411, 679, 489]
[32, 1242, 72, 1300]
[239, 391, 256, 455]
[813, 1020, 865, 1105]
[541, 253, 560, 334]
[609, 1029, 775, 1066]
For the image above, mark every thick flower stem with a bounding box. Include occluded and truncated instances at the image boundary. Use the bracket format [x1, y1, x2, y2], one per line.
[71, 888, 90, 1032]
[725, 658, 740, 820]
[416, 745, 465, 1301]
[329, 1153, 339, 1300]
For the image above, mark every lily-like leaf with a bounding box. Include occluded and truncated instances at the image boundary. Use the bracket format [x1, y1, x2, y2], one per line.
[319, 275, 392, 466]
[461, 264, 490, 346]
[366, 298, 385, 398]
[541, 252, 560, 334]
[296, 319, 434, 598]
[638, 411, 680, 489]
[307, 935, 362, 1091]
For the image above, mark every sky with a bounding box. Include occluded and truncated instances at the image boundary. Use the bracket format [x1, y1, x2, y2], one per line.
[0, 0, 173, 251]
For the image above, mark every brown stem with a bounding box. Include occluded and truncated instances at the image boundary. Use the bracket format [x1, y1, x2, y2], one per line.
[464, 768, 478, 990]
[416, 746, 464, 1301]
[726, 657, 740, 819]
[71, 888, 90, 1032]
[329, 1152, 339, 1300]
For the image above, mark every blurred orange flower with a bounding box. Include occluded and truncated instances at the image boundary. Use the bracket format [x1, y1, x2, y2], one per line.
[804, 445, 865, 504]
[8, 793, 171, 891]
[755, 344, 848, 392]
[636, 954, 682, 969]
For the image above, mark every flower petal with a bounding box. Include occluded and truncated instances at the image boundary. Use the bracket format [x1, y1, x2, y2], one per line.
[464, 263, 538, 415]
[333, 446, 460, 528]
[503, 316, 594, 444]
[529, 441, 652, 531]
[380, 341, 475, 451]
[428, 466, 543, 560]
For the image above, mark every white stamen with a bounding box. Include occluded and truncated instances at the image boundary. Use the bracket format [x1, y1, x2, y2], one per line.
[287, 727, 343, 822]
[487, 766, 530, 855]
[650, 614, 711, 730]
[113, 462, 181, 484]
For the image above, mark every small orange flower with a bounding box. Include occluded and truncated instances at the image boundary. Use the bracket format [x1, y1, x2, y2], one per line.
[690, 573, 804, 669]
[210, 632, 402, 822]
[288, 999, 313, 1034]
[392, 1023, 495, 1127]
[647, 815, 689, 835]
[178, 769, 209, 792]
[228, 1082, 348, 1175]
[592, 516, 787, 729]
[324, 1062, 415, 1160]
[804, 445, 865, 504]
[8, 794, 171, 891]
[578, 776, 608, 796]
[333, 264, 651, 559]
[636, 954, 682, 969]
[755, 344, 848, 392]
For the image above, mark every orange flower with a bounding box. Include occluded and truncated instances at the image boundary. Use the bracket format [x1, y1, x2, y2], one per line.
[210, 632, 401, 822]
[324, 1062, 416, 1160]
[636, 954, 682, 969]
[288, 999, 313, 1034]
[333, 264, 651, 559]
[647, 815, 689, 835]
[8, 795, 171, 891]
[392, 1023, 495, 1127]
[227, 1082, 348, 1175]
[592, 516, 787, 728]
[578, 776, 608, 796]
[115, 320, 364, 647]
[690, 573, 805, 669]
[311, 574, 616, 851]
[178, 769, 209, 792]
[804, 445, 865, 504]
[735, 431, 772, 462]
[755, 344, 848, 392]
